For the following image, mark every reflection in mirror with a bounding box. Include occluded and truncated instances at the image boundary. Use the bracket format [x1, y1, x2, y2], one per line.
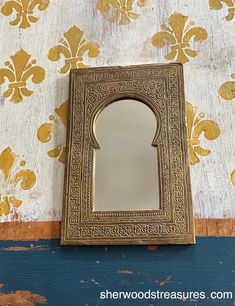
[94, 99, 160, 211]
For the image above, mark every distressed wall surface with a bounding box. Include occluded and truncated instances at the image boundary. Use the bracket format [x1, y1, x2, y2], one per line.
[0, 0, 234, 226]
[0, 1, 235, 305]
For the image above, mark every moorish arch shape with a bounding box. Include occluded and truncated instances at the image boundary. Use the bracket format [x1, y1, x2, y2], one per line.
[90, 93, 162, 150]
[93, 98, 160, 212]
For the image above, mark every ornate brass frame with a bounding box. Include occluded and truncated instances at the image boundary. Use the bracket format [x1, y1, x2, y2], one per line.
[61, 63, 195, 245]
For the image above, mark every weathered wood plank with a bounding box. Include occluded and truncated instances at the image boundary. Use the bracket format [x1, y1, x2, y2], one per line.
[1, 219, 235, 240]
[0, 238, 234, 305]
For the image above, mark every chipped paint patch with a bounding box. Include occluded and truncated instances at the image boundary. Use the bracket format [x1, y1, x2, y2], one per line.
[29, 191, 42, 200]
[1, 245, 48, 251]
[0, 290, 47, 306]
[147, 245, 158, 251]
[140, 38, 156, 60]
[118, 270, 134, 275]
[0, 96, 4, 106]
[91, 279, 100, 286]
[121, 280, 130, 285]
[156, 276, 172, 286]
[10, 210, 22, 222]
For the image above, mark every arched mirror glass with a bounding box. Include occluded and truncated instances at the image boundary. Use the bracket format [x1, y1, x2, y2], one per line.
[94, 99, 160, 211]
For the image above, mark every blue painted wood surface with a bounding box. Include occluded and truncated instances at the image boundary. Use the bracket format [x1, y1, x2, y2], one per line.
[0, 238, 235, 306]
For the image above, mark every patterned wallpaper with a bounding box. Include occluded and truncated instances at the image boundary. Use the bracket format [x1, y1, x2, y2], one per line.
[0, 0, 234, 222]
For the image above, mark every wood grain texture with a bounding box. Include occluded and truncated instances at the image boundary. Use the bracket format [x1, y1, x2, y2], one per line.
[0, 221, 61, 240]
[0, 219, 235, 240]
[195, 219, 235, 236]
[0, 238, 234, 305]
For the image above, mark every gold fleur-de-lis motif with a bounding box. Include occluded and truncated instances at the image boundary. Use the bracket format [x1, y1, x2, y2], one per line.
[37, 100, 68, 164]
[209, 0, 235, 21]
[151, 12, 208, 64]
[0, 147, 36, 216]
[186, 102, 221, 165]
[231, 169, 235, 186]
[219, 73, 235, 100]
[1, 0, 50, 29]
[0, 49, 45, 103]
[48, 26, 100, 74]
[96, 0, 148, 25]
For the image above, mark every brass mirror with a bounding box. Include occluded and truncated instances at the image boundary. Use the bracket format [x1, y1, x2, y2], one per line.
[61, 64, 194, 245]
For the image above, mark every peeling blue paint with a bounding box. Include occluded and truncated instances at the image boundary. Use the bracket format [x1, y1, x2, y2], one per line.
[0, 238, 234, 305]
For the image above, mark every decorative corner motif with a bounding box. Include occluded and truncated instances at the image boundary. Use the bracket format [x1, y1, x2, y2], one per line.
[1, 0, 50, 29]
[96, 0, 148, 25]
[209, 0, 235, 21]
[0, 49, 45, 103]
[37, 100, 68, 164]
[231, 169, 235, 186]
[0, 147, 36, 216]
[151, 12, 208, 64]
[48, 25, 100, 74]
[219, 73, 235, 100]
[186, 101, 221, 166]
